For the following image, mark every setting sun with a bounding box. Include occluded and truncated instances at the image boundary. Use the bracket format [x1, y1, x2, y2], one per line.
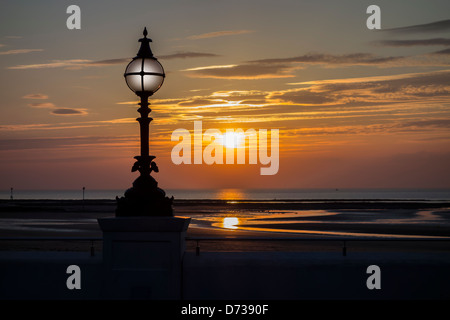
[219, 131, 245, 149]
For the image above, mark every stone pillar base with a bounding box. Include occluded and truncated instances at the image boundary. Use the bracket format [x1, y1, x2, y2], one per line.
[98, 216, 190, 299]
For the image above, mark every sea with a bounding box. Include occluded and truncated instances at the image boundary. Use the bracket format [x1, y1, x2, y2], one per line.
[1, 188, 450, 201]
[1, 188, 450, 239]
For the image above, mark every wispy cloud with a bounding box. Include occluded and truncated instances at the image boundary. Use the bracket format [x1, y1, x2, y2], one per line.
[383, 19, 450, 34]
[8, 59, 92, 70]
[182, 53, 408, 79]
[25, 98, 88, 116]
[114, 71, 450, 126]
[3, 70, 449, 153]
[50, 108, 87, 115]
[182, 64, 237, 72]
[8, 58, 127, 70]
[247, 53, 404, 65]
[0, 49, 43, 55]
[22, 93, 49, 100]
[154, 70, 450, 129]
[183, 50, 450, 80]
[432, 48, 450, 55]
[0, 118, 136, 132]
[28, 102, 56, 109]
[84, 58, 128, 66]
[0, 136, 138, 151]
[159, 52, 220, 59]
[271, 70, 450, 106]
[374, 38, 450, 47]
[187, 30, 254, 40]
[184, 63, 297, 79]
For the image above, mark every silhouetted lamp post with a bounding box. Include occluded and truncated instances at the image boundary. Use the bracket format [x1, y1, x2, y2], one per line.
[116, 28, 173, 217]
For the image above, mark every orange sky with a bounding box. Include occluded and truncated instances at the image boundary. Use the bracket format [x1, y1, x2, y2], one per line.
[0, 1, 449, 191]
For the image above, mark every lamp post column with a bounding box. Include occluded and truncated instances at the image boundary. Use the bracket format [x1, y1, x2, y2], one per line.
[139, 94, 151, 159]
[136, 93, 153, 176]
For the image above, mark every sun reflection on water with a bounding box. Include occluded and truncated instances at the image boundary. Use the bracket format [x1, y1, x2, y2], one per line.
[222, 217, 240, 229]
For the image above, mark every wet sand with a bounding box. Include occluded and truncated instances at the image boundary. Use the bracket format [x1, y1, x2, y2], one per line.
[0, 199, 449, 253]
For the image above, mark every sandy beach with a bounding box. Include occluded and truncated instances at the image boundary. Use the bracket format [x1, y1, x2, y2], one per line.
[0, 199, 449, 253]
[1, 199, 450, 301]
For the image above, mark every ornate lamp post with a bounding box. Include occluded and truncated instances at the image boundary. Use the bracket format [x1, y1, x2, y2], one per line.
[116, 28, 173, 217]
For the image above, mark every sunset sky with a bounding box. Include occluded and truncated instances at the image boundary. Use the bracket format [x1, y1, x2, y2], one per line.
[1, 0, 449, 191]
